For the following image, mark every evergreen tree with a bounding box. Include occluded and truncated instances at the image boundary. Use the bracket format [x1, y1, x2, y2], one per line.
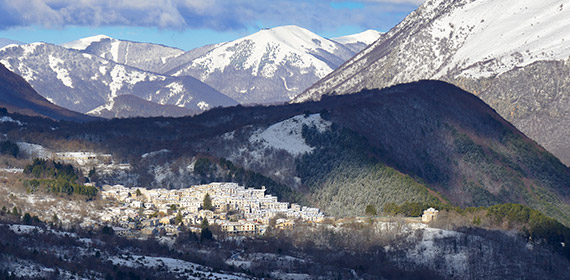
[203, 193, 213, 211]
[22, 213, 32, 224]
[200, 217, 213, 240]
[365, 204, 377, 216]
[201, 217, 209, 229]
[175, 211, 183, 225]
[0, 141, 19, 158]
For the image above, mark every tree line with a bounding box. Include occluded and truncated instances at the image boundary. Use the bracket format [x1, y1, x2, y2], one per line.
[23, 158, 98, 199]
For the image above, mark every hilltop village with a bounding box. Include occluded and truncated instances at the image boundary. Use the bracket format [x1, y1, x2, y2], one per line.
[100, 182, 325, 238]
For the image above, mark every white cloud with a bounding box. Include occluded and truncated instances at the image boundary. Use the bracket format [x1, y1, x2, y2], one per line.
[0, 0, 422, 32]
[361, 0, 426, 4]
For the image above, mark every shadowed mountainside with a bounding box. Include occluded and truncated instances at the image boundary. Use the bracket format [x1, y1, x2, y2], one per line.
[0, 63, 94, 122]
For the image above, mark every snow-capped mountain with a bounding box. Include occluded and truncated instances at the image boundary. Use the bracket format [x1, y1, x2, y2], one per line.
[294, 0, 570, 165]
[87, 94, 195, 118]
[0, 42, 237, 114]
[331, 30, 383, 53]
[163, 25, 357, 104]
[62, 35, 185, 73]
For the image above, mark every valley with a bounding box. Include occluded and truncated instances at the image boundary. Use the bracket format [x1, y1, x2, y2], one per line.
[2, 79, 570, 278]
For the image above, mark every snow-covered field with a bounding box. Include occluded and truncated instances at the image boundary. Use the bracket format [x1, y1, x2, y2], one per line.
[110, 255, 250, 280]
[0, 256, 83, 280]
[248, 114, 331, 157]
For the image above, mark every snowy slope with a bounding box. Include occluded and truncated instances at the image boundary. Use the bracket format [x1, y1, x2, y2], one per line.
[0, 42, 237, 114]
[156, 43, 221, 74]
[62, 35, 185, 73]
[249, 114, 332, 156]
[430, 0, 570, 78]
[186, 25, 347, 78]
[331, 30, 383, 52]
[294, 0, 570, 165]
[296, 0, 570, 101]
[165, 25, 356, 104]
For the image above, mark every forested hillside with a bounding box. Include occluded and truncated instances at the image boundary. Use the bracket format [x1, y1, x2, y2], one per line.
[2, 80, 569, 226]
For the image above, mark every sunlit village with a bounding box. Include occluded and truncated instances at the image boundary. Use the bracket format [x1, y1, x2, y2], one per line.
[100, 182, 325, 238]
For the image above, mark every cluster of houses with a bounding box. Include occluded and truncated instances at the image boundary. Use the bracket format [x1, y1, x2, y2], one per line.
[99, 182, 325, 238]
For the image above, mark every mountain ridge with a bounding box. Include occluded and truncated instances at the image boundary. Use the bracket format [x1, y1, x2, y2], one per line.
[293, 0, 570, 165]
[0, 42, 237, 115]
[67, 35, 185, 73]
[163, 25, 371, 104]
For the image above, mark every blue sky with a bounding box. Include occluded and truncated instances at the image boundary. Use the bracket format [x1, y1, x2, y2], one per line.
[0, 0, 423, 50]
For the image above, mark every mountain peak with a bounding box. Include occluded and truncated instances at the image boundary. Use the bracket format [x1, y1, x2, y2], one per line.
[61, 35, 112, 50]
[332, 30, 383, 45]
[167, 25, 355, 104]
[246, 25, 339, 54]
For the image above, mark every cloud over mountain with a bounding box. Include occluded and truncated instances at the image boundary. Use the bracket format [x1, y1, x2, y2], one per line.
[0, 0, 420, 32]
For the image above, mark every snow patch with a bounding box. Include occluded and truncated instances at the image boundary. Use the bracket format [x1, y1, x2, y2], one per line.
[197, 101, 210, 110]
[110, 40, 120, 61]
[17, 63, 36, 81]
[249, 114, 331, 156]
[0, 168, 24, 173]
[141, 149, 171, 158]
[9, 224, 39, 234]
[16, 142, 53, 159]
[166, 82, 184, 98]
[0, 58, 13, 71]
[45, 96, 56, 104]
[21, 42, 43, 56]
[401, 227, 472, 276]
[48, 55, 73, 88]
[109, 255, 246, 279]
[109, 65, 147, 98]
[87, 96, 115, 116]
[99, 66, 107, 75]
[0, 116, 23, 126]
